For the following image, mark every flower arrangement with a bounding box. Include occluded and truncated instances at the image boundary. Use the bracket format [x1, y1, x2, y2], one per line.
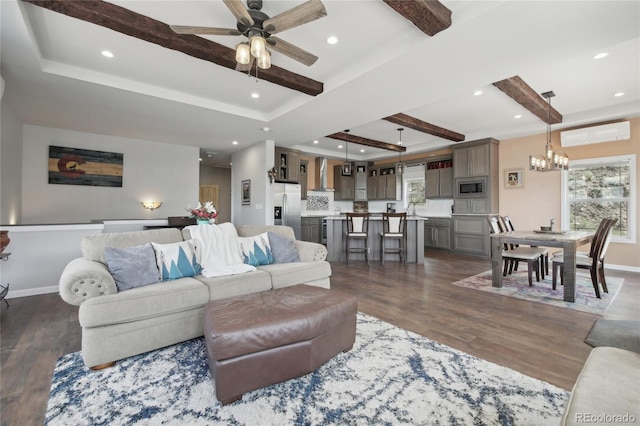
[187, 201, 218, 220]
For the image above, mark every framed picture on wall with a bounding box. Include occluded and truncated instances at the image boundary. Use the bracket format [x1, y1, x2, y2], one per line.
[504, 168, 524, 189]
[241, 179, 251, 205]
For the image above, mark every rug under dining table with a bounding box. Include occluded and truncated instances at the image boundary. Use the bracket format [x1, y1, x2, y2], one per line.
[452, 269, 623, 315]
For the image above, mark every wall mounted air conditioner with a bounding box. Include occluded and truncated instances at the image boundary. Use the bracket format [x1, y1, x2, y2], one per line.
[560, 121, 631, 147]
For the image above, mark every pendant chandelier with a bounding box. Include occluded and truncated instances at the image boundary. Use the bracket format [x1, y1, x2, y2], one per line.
[529, 91, 568, 172]
[396, 128, 405, 174]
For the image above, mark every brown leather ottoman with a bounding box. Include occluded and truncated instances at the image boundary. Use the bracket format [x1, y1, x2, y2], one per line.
[203, 284, 357, 405]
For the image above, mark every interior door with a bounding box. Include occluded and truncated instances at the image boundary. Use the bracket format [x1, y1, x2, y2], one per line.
[199, 185, 219, 208]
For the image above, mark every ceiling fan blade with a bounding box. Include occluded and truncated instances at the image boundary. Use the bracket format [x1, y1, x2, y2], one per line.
[235, 57, 254, 72]
[170, 25, 241, 36]
[268, 36, 318, 66]
[223, 0, 254, 27]
[263, 0, 327, 34]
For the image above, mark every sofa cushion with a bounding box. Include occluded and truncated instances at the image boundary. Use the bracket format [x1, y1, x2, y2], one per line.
[236, 225, 295, 240]
[79, 278, 208, 328]
[258, 261, 331, 289]
[561, 346, 640, 425]
[104, 243, 161, 291]
[197, 270, 273, 301]
[151, 241, 201, 281]
[237, 233, 273, 266]
[268, 232, 300, 264]
[82, 228, 184, 264]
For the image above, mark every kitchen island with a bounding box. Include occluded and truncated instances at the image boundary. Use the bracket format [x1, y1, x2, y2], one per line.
[325, 215, 425, 263]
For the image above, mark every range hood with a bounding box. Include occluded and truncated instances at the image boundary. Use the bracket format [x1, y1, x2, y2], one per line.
[309, 157, 334, 192]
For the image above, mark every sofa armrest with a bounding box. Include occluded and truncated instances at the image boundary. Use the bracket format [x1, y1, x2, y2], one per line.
[59, 258, 118, 306]
[294, 241, 327, 262]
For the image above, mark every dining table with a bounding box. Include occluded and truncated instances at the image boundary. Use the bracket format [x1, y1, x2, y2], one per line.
[490, 230, 595, 302]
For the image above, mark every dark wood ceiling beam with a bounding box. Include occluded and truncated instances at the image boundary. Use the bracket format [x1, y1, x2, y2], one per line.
[382, 0, 452, 37]
[383, 113, 465, 142]
[327, 132, 406, 152]
[492, 76, 562, 124]
[23, 0, 323, 96]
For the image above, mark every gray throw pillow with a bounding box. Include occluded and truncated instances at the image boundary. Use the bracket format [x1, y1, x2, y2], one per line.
[267, 232, 300, 264]
[104, 243, 161, 291]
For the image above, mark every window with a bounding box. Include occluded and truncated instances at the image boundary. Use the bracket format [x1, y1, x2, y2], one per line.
[562, 155, 635, 243]
[403, 164, 426, 206]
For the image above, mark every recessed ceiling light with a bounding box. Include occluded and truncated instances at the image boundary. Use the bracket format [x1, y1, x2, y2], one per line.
[232, 141, 238, 145]
[313, 140, 318, 144]
[338, 145, 343, 149]
[473, 90, 483, 96]
[199, 158, 202, 161]
[593, 52, 609, 60]
[251, 92, 259, 99]
[397, 141, 402, 145]
[614, 92, 625, 97]
[360, 149, 365, 153]
[262, 127, 270, 132]
[326, 36, 338, 45]
[101, 50, 114, 58]
[514, 114, 522, 119]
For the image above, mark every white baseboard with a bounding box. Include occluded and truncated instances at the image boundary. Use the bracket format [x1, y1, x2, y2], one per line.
[6, 286, 59, 299]
[606, 263, 640, 273]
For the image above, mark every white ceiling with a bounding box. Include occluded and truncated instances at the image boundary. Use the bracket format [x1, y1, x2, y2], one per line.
[1, 0, 639, 167]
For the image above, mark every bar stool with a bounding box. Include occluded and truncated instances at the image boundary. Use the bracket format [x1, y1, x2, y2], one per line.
[379, 212, 407, 265]
[344, 213, 370, 265]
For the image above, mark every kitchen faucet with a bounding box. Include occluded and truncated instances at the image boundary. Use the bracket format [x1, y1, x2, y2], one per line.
[407, 202, 416, 216]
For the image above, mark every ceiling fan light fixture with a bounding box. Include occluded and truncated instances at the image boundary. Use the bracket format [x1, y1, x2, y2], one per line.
[257, 49, 271, 70]
[250, 35, 267, 58]
[235, 43, 251, 65]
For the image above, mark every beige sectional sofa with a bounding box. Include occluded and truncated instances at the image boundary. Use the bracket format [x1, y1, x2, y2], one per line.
[59, 224, 331, 368]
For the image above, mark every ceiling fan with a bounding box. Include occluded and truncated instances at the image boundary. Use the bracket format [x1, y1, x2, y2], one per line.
[170, 0, 327, 71]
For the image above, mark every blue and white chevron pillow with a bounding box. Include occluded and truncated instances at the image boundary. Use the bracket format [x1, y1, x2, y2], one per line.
[237, 232, 274, 266]
[151, 241, 201, 281]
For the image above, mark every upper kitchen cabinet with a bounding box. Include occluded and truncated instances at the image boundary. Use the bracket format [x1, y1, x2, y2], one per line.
[275, 147, 300, 183]
[334, 165, 355, 201]
[425, 157, 453, 198]
[368, 165, 401, 201]
[354, 162, 368, 201]
[453, 139, 498, 178]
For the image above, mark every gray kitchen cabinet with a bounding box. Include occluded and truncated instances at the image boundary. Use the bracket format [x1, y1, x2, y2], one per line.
[452, 215, 490, 256]
[334, 165, 355, 201]
[453, 198, 491, 214]
[424, 218, 451, 250]
[375, 166, 401, 200]
[275, 147, 300, 183]
[301, 217, 322, 243]
[453, 144, 490, 178]
[426, 167, 453, 198]
[354, 162, 367, 201]
[367, 170, 379, 200]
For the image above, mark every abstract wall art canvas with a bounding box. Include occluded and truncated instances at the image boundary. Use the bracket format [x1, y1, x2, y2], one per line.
[48, 146, 123, 187]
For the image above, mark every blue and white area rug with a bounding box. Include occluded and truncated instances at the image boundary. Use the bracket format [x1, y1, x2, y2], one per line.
[46, 314, 568, 425]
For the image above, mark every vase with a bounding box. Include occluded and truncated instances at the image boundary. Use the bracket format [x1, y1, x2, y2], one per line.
[197, 219, 210, 225]
[0, 231, 9, 254]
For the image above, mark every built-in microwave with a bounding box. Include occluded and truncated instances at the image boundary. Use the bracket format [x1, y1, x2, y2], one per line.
[455, 177, 487, 198]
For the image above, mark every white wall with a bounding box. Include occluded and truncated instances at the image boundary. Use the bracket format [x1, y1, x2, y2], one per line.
[0, 100, 23, 224]
[20, 125, 200, 223]
[231, 140, 274, 226]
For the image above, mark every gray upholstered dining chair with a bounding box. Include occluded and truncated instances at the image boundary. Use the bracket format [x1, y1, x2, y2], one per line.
[344, 212, 370, 265]
[379, 213, 407, 265]
[501, 215, 550, 278]
[488, 216, 541, 286]
[551, 218, 617, 298]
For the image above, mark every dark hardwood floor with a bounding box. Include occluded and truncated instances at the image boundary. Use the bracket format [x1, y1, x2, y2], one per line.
[1, 251, 638, 425]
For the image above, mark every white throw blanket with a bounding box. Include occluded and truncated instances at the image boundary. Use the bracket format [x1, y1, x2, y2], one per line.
[185, 223, 255, 278]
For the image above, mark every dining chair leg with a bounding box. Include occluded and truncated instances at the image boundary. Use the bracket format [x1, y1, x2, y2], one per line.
[552, 263, 558, 290]
[345, 237, 349, 265]
[527, 261, 533, 286]
[590, 268, 601, 298]
[503, 259, 509, 277]
[380, 237, 385, 265]
[598, 266, 608, 293]
[535, 259, 540, 282]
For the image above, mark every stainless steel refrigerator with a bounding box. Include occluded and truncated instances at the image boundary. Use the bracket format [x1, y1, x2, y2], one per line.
[272, 183, 301, 240]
